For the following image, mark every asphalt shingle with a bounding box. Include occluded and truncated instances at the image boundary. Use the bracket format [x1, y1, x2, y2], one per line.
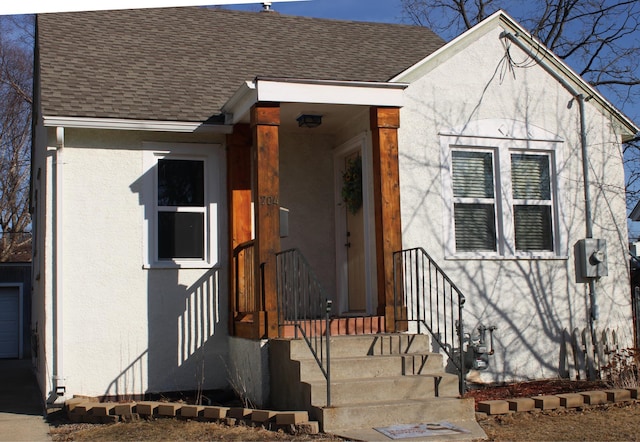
[37, 7, 445, 122]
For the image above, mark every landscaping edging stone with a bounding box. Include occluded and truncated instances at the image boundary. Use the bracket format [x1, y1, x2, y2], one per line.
[476, 388, 640, 416]
[63, 397, 319, 434]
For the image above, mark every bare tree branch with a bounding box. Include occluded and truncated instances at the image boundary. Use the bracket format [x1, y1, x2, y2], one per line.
[0, 15, 33, 262]
[400, 0, 640, 223]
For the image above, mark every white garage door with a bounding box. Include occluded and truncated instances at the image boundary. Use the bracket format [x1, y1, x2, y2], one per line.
[0, 287, 20, 358]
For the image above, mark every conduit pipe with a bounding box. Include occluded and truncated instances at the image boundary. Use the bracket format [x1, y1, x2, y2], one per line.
[499, 31, 599, 330]
[53, 126, 66, 402]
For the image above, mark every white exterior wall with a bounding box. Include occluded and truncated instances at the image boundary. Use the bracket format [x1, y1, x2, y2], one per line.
[398, 24, 632, 383]
[35, 127, 230, 399]
[280, 132, 337, 297]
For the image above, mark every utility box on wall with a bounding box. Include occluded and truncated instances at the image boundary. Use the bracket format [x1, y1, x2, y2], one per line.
[577, 238, 608, 278]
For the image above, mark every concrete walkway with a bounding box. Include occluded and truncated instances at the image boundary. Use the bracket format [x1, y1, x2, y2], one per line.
[0, 359, 51, 441]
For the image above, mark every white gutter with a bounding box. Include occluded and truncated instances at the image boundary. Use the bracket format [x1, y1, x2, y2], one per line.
[43, 116, 232, 134]
[52, 126, 66, 402]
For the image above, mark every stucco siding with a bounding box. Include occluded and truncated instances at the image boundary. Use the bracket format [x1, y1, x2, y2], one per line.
[280, 132, 337, 298]
[398, 24, 632, 383]
[37, 128, 230, 399]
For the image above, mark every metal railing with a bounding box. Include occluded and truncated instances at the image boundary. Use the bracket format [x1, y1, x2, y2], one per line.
[233, 240, 258, 313]
[276, 248, 332, 406]
[393, 247, 466, 394]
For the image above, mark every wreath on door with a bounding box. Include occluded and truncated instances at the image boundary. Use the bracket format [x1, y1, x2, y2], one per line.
[341, 155, 363, 214]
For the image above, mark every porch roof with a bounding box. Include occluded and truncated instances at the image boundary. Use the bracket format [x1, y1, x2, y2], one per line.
[222, 77, 409, 125]
[37, 7, 445, 124]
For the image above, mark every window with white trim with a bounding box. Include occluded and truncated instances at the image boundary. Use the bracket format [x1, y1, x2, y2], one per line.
[143, 143, 222, 268]
[447, 142, 558, 257]
[452, 150, 497, 252]
[157, 159, 205, 260]
[510, 153, 554, 252]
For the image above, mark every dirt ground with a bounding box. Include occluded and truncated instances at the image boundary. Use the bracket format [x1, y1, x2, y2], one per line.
[478, 400, 640, 441]
[49, 419, 341, 441]
[48, 380, 640, 441]
[49, 401, 640, 441]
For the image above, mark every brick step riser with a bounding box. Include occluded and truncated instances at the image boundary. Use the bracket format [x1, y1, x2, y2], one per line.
[298, 354, 443, 382]
[279, 316, 387, 338]
[316, 397, 477, 433]
[304, 375, 460, 407]
[285, 334, 433, 360]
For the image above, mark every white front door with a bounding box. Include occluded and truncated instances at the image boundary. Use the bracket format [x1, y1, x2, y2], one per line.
[334, 135, 376, 315]
[344, 151, 366, 312]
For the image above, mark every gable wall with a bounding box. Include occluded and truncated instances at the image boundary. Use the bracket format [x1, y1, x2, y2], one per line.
[398, 24, 631, 383]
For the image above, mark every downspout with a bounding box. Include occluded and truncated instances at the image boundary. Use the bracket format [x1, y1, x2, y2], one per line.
[52, 126, 66, 403]
[499, 32, 598, 332]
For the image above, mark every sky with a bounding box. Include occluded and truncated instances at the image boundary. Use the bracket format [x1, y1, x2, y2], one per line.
[225, 0, 408, 23]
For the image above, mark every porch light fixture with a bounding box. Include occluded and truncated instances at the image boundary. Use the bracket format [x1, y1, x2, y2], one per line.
[296, 114, 322, 128]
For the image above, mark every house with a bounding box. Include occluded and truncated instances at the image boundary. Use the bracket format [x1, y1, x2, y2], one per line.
[32, 5, 637, 420]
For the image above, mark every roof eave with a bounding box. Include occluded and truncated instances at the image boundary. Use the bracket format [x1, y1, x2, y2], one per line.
[222, 77, 409, 125]
[41, 116, 232, 133]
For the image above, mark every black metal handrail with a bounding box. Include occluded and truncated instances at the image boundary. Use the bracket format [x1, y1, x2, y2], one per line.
[276, 248, 332, 406]
[393, 247, 466, 394]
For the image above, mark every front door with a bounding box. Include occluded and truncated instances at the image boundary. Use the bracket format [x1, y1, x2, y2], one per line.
[335, 136, 373, 314]
[344, 151, 366, 312]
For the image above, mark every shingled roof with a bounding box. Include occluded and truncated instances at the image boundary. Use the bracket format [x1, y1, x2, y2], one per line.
[36, 7, 445, 123]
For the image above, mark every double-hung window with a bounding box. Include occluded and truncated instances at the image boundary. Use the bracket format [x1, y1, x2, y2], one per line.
[445, 136, 559, 258]
[510, 153, 554, 252]
[157, 159, 205, 260]
[452, 150, 497, 252]
[143, 143, 222, 268]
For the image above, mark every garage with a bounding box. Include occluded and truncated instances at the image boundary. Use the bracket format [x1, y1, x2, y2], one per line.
[0, 286, 21, 358]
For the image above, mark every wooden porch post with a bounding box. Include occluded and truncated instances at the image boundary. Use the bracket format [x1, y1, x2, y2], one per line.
[370, 107, 402, 333]
[227, 123, 252, 336]
[251, 103, 281, 338]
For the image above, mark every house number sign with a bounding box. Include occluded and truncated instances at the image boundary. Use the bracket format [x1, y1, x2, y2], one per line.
[259, 195, 279, 206]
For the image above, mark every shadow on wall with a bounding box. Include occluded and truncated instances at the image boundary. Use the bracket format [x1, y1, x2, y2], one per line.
[105, 154, 229, 400]
[103, 268, 227, 400]
[147, 267, 227, 394]
[103, 349, 148, 400]
[399, 50, 630, 382]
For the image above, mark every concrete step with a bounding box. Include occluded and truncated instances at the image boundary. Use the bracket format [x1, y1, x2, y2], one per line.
[305, 373, 460, 407]
[284, 333, 433, 361]
[315, 397, 479, 433]
[268, 333, 483, 438]
[299, 353, 443, 382]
